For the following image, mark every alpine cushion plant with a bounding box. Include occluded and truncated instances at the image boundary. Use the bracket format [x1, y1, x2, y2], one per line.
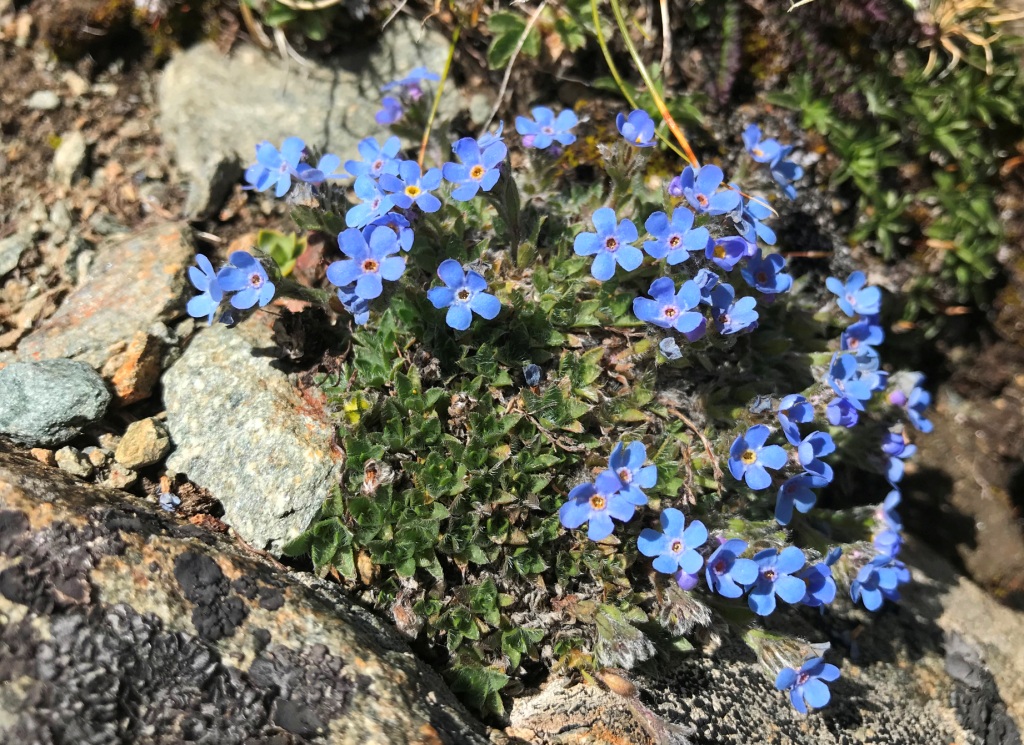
[326, 226, 406, 301]
[615, 109, 657, 147]
[729, 425, 787, 490]
[426, 260, 501, 331]
[559, 470, 636, 541]
[574, 207, 643, 281]
[443, 137, 507, 201]
[217, 252, 276, 310]
[637, 508, 708, 575]
[775, 657, 841, 714]
[515, 106, 578, 150]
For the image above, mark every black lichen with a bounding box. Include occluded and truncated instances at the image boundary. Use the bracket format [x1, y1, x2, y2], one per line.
[173, 551, 248, 642]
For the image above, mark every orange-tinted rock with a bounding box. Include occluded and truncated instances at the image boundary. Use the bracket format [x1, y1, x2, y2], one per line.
[104, 331, 163, 405]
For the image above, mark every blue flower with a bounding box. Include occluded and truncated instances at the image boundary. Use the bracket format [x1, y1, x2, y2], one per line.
[379, 161, 443, 213]
[775, 657, 840, 714]
[217, 252, 276, 310]
[426, 259, 501, 331]
[827, 353, 874, 411]
[346, 175, 396, 229]
[159, 492, 181, 512]
[574, 207, 643, 281]
[706, 538, 759, 598]
[675, 569, 700, 590]
[749, 545, 807, 616]
[637, 508, 708, 575]
[678, 165, 741, 215]
[345, 136, 402, 179]
[826, 271, 881, 316]
[874, 528, 903, 558]
[710, 283, 759, 335]
[798, 556, 838, 607]
[741, 250, 792, 295]
[907, 377, 933, 433]
[186, 254, 223, 325]
[608, 441, 657, 505]
[881, 431, 916, 484]
[381, 66, 439, 100]
[826, 397, 859, 428]
[659, 337, 682, 360]
[876, 489, 903, 532]
[326, 226, 406, 300]
[477, 122, 506, 152]
[850, 554, 910, 610]
[244, 137, 306, 197]
[798, 430, 836, 482]
[443, 137, 507, 201]
[642, 208, 709, 264]
[742, 124, 783, 164]
[615, 109, 656, 147]
[777, 394, 814, 446]
[515, 107, 578, 149]
[559, 470, 635, 541]
[337, 284, 371, 326]
[775, 473, 828, 525]
[705, 235, 752, 271]
[366, 213, 414, 251]
[694, 268, 720, 305]
[841, 316, 884, 353]
[294, 152, 344, 185]
[732, 194, 777, 245]
[633, 277, 706, 339]
[728, 424, 787, 490]
[770, 145, 804, 200]
[375, 96, 404, 125]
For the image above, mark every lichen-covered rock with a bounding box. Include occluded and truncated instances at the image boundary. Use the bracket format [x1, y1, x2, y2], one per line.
[157, 16, 458, 217]
[164, 316, 342, 555]
[0, 358, 111, 446]
[0, 451, 489, 744]
[14, 223, 193, 388]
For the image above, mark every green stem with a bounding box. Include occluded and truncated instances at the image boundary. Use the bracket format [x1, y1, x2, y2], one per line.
[418, 25, 460, 169]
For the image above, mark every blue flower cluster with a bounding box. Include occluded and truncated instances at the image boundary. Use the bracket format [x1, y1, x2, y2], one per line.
[743, 124, 804, 200]
[185, 251, 277, 325]
[376, 66, 439, 125]
[243, 137, 344, 197]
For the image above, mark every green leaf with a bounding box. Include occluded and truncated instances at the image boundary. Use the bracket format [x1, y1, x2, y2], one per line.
[448, 665, 510, 716]
[487, 11, 541, 69]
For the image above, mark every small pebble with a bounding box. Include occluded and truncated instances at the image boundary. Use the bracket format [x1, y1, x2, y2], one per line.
[30, 447, 56, 467]
[26, 90, 60, 110]
[55, 446, 94, 478]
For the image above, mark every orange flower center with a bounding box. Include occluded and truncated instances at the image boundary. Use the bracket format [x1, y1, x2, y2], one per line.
[470, 165, 486, 180]
[362, 259, 379, 273]
[589, 495, 606, 511]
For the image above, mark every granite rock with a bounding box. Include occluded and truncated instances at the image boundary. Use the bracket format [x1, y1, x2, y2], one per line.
[0, 358, 110, 446]
[0, 450, 489, 744]
[164, 317, 342, 554]
[15, 223, 193, 394]
[157, 16, 458, 217]
[54, 445, 93, 478]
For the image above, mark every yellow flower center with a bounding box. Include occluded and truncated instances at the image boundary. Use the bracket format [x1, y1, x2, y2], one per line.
[741, 449, 757, 465]
[404, 185, 421, 197]
[470, 165, 486, 180]
[714, 245, 727, 259]
[670, 540, 683, 553]
[589, 494, 606, 511]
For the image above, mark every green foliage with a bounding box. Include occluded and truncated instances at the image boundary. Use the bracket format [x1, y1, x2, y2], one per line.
[257, 229, 306, 277]
[487, 11, 541, 69]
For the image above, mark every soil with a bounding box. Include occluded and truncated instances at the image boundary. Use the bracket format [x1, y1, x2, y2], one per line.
[1, 4, 1023, 612]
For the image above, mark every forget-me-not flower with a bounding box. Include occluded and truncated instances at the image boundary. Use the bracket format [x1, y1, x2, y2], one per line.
[515, 106, 578, 149]
[827, 352, 874, 411]
[443, 137, 507, 201]
[694, 268, 720, 305]
[678, 165, 741, 215]
[770, 145, 803, 200]
[375, 96, 404, 125]
[777, 394, 814, 446]
[706, 235, 752, 271]
[615, 109, 656, 147]
[326, 226, 406, 300]
[706, 538, 759, 598]
[711, 283, 759, 335]
[426, 259, 501, 330]
[775, 473, 828, 525]
[729, 424, 787, 490]
[346, 175, 396, 229]
[742, 124, 783, 164]
[851, 554, 910, 610]
[337, 283, 371, 326]
[775, 657, 840, 714]
[798, 430, 836, 482]
[608, 441, 657, 505]
[574, 207, 643, 281]
[186, 254, 223, 325]
[749, 545, 807, 615]
[379, 161, 443, 213]
[633, 277, 706, 339]
[381, 66, 439, 100]
[217, 252, 276, 310]
[826, 271, 881, 316]
[643, 208, 709, 264]
[559, 470, 635, 541]
[826, 396, 859, 428]
[244, 137, 306, 197]
[732, 194, 777, 245]
[637, 508, 708, 575]
[741, 250, 792, 295]
[841, 315, 884, 352]
[345, 136, 402, 179]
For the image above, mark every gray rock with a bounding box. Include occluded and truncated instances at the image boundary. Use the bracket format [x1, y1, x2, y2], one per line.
[54, 446, 94, 478]
[0, 359, 110, 447]
[158, 16, 458, 217]
[15, 223, 193, 374]
[26, 90, 59, 110]
[114, 417, 170, 470]
[0, 231, 31, 278]
[51, 131, 88, 186]
[0, 451, 490, 744]
[101, 461, 137, 489]
[164, 318, 342, 554]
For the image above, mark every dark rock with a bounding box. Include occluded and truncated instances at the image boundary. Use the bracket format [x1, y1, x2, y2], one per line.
[0, 358, 111, 446]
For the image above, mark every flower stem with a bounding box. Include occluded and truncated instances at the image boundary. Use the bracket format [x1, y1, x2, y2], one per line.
[418, 25, 460, 170]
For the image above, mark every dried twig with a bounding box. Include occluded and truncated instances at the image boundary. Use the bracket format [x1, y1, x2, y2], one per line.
[481, 0, 549, 133]
[665, 403, 723, 492]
